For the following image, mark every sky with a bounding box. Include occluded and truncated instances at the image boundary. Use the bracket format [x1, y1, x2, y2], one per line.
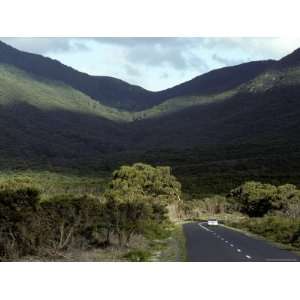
[1, 37, 300, 91]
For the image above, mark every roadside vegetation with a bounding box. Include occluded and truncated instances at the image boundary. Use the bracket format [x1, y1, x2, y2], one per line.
[180, 180, 300, 251]
[1, 160, 300, 261]
[0, 163, 185, 261]
[225, 181, 300, 250]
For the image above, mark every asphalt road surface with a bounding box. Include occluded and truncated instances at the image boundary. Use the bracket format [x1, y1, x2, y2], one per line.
[183, 222, 300, 262]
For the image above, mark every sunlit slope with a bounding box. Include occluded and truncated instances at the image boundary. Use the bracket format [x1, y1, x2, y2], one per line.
[0, 64, 131, 122]
[1, 62, 300, 125]
[0, 64, 131, 166]
[133, 65, 300, 120]
[0, 40, 276, 111]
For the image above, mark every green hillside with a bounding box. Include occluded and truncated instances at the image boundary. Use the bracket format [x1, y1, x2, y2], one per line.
[2, 62, 300, 126]
[133, 65, 300, 120]
[0, 46, 300, 201]
[0, 64, 131, 122]
[132, 90, 238, 120]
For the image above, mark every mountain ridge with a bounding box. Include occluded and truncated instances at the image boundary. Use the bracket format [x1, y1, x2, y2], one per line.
[1, 40, 296, 112]
[1, 40, 300, 173]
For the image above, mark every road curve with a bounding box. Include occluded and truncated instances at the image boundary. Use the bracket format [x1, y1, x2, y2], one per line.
[183, 222, 300, 262]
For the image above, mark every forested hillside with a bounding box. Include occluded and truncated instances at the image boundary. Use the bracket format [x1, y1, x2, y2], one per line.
[1, 40, 300, 197]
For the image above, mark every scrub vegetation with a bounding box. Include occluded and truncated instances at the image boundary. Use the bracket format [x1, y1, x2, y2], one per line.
[0, 163, 184, 261]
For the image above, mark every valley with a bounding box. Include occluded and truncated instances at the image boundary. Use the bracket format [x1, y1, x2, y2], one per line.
[1, 40, 300, 261]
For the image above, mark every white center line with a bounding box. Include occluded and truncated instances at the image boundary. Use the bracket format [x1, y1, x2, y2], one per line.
[245, 255, 252, 259]
[198, 223, 211, 232]
[225, 241, 228, 243]
[230, 244, 234, 247]
[237, 249, 242, 252]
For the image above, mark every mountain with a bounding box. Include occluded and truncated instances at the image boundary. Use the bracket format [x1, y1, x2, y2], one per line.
[0, 40, 275, 111]
[0, 63, 133, 121]
[1, 39, 300, 178]
[0, 40, 156, 111]
[155, 60, 275, 99]
[129, 52, 300, 148]
[0, 63, 133, 170]
[277, 47, 300, 68]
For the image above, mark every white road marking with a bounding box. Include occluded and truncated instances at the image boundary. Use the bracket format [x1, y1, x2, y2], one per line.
[198, 223, 211, 232]
[197, 224, 255, 260]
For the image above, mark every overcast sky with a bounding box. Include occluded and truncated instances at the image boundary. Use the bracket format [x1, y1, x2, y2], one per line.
[1, 37, 300, 91]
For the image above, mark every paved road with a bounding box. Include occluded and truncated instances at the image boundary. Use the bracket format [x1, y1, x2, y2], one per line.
[183, 222, 300, 262]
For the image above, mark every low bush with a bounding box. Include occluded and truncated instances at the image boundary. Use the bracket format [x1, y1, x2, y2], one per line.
[0, 181, 42, 260]
[40, 195, 102, 252]
[228, 216, 300, 248]
[0, 163, 180, 260]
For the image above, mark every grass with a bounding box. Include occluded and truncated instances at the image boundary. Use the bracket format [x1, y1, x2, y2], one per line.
[123, 250, 152, 262]
[0, 170, 110, 200]
[149, 224, 187, 262]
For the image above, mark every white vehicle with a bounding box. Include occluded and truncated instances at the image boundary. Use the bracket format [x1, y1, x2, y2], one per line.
[207, 219, 218, 226]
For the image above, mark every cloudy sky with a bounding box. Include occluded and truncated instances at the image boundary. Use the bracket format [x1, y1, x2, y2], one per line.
[1, 37, 300, 91]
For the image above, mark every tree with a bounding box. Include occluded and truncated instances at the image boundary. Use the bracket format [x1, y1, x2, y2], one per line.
[103, 163, 182, 246]
[227, 181, 277, 217]
[106, 163, 182, 204]
[228, 181, 300, 218]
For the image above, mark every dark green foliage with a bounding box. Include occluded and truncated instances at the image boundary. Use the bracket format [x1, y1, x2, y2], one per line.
[228, 181, 277, 217]
[40, 195, 102, 251]
[0, 182, 104, 260]
[227, 181, 300, 249]
[1, 42, 300, 175]
[0, 163, 180, 260]
[113, 200, 154, 247]
[0, 181, 41, 259]
[228, 181, 300, 217]
[142, 220, 173, 240]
